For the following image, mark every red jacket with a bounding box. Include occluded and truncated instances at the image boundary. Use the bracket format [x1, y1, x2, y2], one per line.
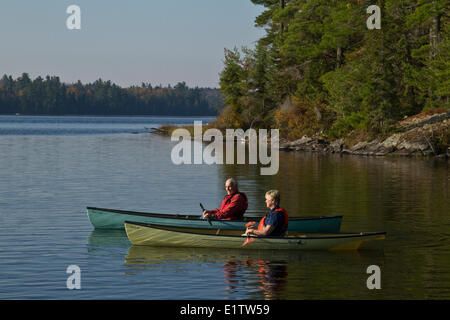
[211, 192, 248, 220]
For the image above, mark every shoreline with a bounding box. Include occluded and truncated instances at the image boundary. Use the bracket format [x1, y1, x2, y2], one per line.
[280, 111, 449, 159]
[154, 110, 449, 159]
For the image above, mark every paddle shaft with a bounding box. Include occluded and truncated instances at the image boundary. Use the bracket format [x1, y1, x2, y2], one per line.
[200, 203, 212, 225]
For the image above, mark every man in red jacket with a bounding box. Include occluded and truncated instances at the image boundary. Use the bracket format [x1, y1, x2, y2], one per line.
[202, 178, 248, 220]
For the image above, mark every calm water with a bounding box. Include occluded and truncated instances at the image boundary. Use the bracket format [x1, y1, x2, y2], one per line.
[0, 115, 448, 300]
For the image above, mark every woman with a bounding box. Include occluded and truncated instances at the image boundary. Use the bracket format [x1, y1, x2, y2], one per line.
[245, 190, 288, 237]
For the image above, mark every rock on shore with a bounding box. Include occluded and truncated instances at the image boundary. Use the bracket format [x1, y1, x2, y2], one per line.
[280, 111, 450, 158]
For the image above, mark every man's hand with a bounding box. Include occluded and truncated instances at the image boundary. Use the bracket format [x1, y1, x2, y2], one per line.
[202, 210, 211, 219]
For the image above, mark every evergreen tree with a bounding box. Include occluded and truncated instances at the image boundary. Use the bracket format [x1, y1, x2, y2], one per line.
[218, 0, 449, 139]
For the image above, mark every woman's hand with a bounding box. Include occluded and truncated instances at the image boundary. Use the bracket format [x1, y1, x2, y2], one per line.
[244, 227, 254, 236]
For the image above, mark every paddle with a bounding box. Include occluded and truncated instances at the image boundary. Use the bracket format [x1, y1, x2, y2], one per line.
[199, 203, 212, 225]
[242, 235, 254, 247]
[242, 223, 256, 247]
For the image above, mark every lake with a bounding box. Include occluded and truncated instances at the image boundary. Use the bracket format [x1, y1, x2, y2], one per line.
[0, 115, 449, 299]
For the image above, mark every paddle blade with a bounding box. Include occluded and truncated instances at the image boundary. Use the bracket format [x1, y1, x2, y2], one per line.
[242, 236, 254, 247]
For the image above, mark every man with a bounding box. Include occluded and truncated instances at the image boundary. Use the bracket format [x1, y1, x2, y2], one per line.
[244, 189, 288, 237]
[202, 178, 248, 220]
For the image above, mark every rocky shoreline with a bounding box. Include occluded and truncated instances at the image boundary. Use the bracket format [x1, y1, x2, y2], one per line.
[280, 111, 450, 158]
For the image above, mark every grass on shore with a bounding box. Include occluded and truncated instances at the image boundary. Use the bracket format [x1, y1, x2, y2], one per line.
[156, 122, 217, 136]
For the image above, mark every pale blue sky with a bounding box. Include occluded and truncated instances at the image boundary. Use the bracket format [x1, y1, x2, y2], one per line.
[0, 0, 264, 88]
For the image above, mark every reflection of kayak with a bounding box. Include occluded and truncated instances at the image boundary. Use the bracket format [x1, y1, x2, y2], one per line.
[125, 245, 284, 265]
[87, 207, 342, 233]
[124, 221, 386, 251]
[87, 229, 128, 246]
[125, 243, 371, 266]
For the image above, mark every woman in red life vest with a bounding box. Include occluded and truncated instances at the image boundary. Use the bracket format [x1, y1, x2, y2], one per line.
[244, 190, 288, 237]
[202, 178, 248, 220]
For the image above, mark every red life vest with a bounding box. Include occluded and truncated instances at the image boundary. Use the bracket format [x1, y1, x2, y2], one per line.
[257, 208, 289, 233]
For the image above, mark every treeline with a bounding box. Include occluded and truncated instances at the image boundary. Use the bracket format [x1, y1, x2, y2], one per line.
[0, 73, 223, 116]
[217, 0, 449, 140]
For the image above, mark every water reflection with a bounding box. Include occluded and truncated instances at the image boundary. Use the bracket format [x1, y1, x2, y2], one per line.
[122, 243, 385, 299]
[87, 229, 129, 247]
[86, 229, 388, 299]
[124, 244, 293, 299]
[223, 260, 288, 300]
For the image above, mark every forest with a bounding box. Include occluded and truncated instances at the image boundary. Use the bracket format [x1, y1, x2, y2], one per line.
[217, 0, 449, 141]
[0, 74, 222, 116]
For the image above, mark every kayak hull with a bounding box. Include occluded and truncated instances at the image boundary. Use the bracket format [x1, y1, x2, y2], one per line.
[87, 207, 343, 233]
[124, 221, 386, 251]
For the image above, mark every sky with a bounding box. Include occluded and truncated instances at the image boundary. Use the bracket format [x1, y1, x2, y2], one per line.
[0, 0, 265, 88]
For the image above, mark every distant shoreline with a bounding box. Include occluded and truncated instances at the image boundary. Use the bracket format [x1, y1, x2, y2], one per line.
[0, 113, 217, 118]
[0, 74, 224, 117]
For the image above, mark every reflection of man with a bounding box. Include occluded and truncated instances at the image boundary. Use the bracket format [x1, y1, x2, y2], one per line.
[202, 178, 248, 220]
